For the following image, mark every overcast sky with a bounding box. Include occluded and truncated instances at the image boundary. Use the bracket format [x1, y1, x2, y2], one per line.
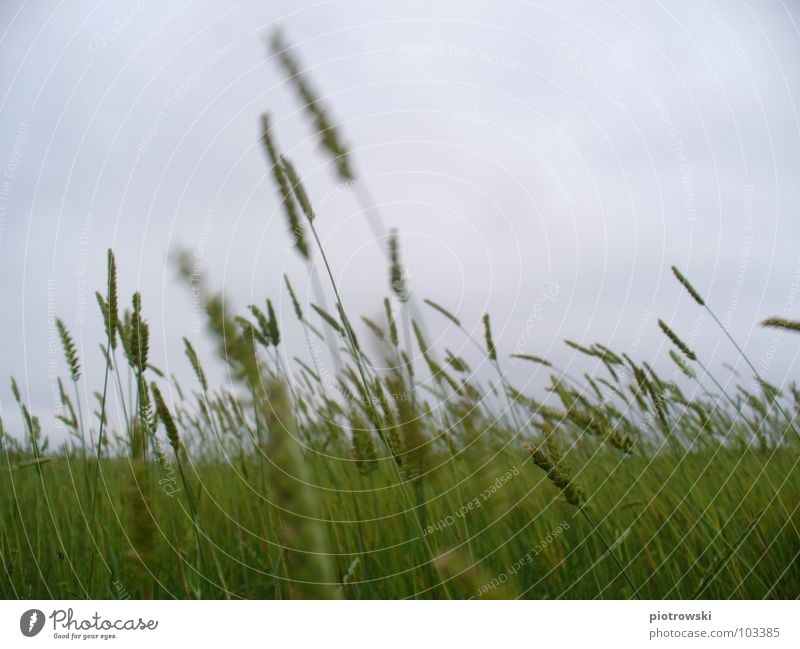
[1, 0, 799, 441]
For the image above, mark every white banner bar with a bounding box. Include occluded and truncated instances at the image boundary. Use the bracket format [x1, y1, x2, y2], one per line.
[1, 600, 797, 648]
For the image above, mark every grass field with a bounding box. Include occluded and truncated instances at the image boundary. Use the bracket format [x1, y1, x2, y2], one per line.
[1, 40, 798, 600]
[1, 437, 798, 599]
[1, 245, 798, 600]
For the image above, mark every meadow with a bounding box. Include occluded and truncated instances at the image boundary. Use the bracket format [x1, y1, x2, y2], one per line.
[1, 36, 798, 600]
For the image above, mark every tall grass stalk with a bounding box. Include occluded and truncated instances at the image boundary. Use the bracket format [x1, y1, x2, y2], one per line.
[672, 266, 797, 440]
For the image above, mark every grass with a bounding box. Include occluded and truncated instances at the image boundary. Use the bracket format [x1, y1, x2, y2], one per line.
[1, 434, 798, 598]
[1, 37, 799, 600]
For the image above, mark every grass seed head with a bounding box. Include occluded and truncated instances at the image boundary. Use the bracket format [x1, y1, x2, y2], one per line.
[482, 313, 497, 361]
[669, 349, 696, 379]
[350, 412, 378, 476]
[270, 30, 354, 181]
[384, 297, 398, 347]
[151, 382, 181, 454]
[671, 265, 705, 306]
[182, 338, 208, 392]
[511, 354, 552, 368]
[388, 230, 409, 302]
[56, 318, 81, 382]
[658, 319, 697, 361]
[260, 117, 309, 259]
[423, 298, 461, 327]
[526, 438, 585, 508]
[762, 317, 800, 333]
[266, 298, 281, 346]
[106, 250, 119, 348]
[280, 156, 315, 222]
[129, 292, 150, 372]
[284, 274, 304, 321]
